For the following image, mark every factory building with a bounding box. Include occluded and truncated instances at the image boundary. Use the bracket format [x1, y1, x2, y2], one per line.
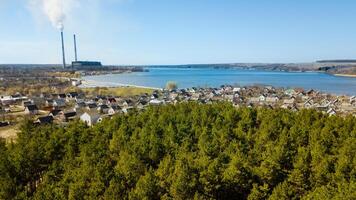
[72, 61, 102, 70]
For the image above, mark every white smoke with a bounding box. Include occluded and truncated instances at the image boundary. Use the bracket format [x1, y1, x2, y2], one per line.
[30, 0, 78, 30]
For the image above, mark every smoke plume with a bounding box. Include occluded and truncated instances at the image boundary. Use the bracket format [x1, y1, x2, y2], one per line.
[30, 0, 77, 30]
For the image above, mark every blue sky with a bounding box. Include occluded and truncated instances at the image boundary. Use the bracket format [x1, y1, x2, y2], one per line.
[1, 0, 356, 65]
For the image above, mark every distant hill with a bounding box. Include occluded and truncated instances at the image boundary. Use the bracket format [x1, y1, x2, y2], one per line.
[317, 59, 356, 63]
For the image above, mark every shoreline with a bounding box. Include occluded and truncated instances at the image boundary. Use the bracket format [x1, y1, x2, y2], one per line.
[80, 79, 162, 91]
[333, 74, 356, 78]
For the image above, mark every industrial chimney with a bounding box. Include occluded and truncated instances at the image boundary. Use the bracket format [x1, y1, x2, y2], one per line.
[73, 34, 78, 62]
[61, 31, 66, 68]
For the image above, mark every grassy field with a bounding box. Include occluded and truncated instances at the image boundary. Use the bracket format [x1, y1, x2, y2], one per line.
[81, 86, 155, 97]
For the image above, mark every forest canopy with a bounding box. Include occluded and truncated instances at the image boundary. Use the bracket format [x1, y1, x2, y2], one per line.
[0, 103, 355, 199]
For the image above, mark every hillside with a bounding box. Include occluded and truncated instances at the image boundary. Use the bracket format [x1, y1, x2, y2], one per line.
[0, 103, 355, 199]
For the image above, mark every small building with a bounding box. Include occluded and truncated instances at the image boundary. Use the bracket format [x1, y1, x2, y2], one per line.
[22, 100, 34, 108]
[283, 97, 295, 105]
[107, 98, 117, 105]
[53, 99, 66, 108]
[46, 99, 54, 107]
[57, 94, 66, 99]
[60, 111, 77, 122]
[71, 80, 82, 87]
[258, 95, 267, 102]
[25, 105, 39, 115]
[80, 112, 102, 126]
[266, 96, 279, 103]
[72, 61, 102, 70]
[67, 92, 79, 99]
[0, 121, 10, 127]
[327, 108, 336, 116]
[97, 104, 110, 114]
[108, 105, 121, 115]
[86, 103, 98, 111]
[136, 100, 148, 110]
[35, 116, 54, 124]
[150, 99, 164, 105]
[49, 109, 62, 117]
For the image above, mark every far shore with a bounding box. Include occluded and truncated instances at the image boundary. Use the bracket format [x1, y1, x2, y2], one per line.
[333, 74, 356, 78]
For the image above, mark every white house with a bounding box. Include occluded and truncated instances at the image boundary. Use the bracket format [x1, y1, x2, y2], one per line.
[258, 95, 266, 102]
[283, 97, 295, 105]
[80, 112, 102, 126]
[266, 96, 279, 103]
[149, 99, 164, 105]
[71, 80, 82, 87]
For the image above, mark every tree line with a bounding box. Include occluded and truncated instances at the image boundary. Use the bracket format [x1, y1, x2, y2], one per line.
[0, 102, 355, 199]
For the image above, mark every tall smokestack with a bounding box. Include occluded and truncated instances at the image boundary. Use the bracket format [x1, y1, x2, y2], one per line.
[61, 31, 66, 68]
[74, 34, 78, 62]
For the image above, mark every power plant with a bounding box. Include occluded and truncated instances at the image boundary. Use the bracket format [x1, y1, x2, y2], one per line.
[59, 31, 102, 70]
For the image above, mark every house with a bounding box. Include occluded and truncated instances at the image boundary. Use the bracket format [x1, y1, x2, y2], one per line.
[233, 87, 241, 93]
[75, 102, 86, 109]
[249, 97, 260, 103]
[350, 96, 356, 104]
[151, 93, 159, 99]
[258, 95, 267, 102]
[107, 98, 117, 105]
[86, 103, 98, 111]
[71, 79, 81, 86]
[0, 121, 10, 127]
[150, 99, 164, 105]
[97, 104, 110, 114]
[283, 97, 295, 105]
[290, 104, 299, 112]
[189, 88, 197, 93]
[22, 100, 34, 108]
[67, 92, 79, 99]
[266, 96, 279, 103]
[57, 94, 66, 99]
[306, 89, 318, 97]
[304, 99, 314, 108]
[169, 93, 179, 100]
[46, 99, 54, 107]
[108, 105, 121, 115]
[122, 99, 134, 108]
[224, 94, 234, 102]
[284, 89, 296, 96]
[53, 99, 66, 108]
[0, 96, 14, 105]
[60, 111, 77, 122]
[35, 116, 53, 124]
[327, 108, 336, 116]
[136, 101, 148, 110]
[25, 105, 39, 115]
[80, 112, 102, 126]
[49, 109, 62, 117]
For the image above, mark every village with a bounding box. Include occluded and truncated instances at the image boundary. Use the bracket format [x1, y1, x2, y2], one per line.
[0, 84, 355, 133]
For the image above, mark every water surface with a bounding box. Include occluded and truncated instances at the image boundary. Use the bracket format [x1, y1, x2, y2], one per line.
[84, 67, 356, 95]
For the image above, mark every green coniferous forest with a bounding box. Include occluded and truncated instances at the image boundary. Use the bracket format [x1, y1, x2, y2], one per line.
[1, 103, 355, 199]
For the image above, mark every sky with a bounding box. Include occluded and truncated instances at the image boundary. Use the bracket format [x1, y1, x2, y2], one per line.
[1, 0, 356, 65]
